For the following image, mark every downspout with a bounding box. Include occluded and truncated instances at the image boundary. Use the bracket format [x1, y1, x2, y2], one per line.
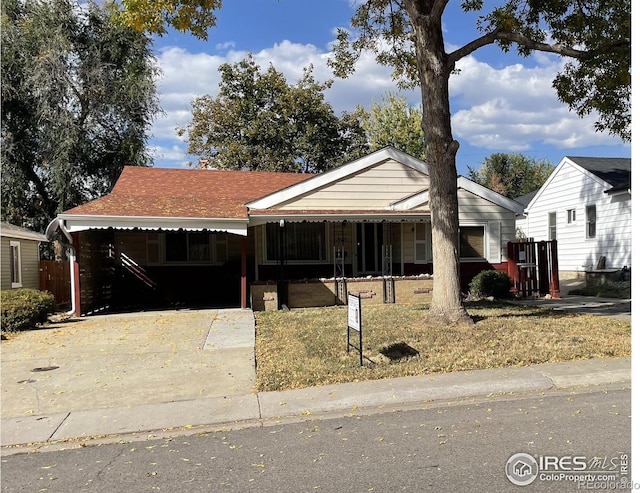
[45, 218, 78, 316]
[66, 244, 77, 316]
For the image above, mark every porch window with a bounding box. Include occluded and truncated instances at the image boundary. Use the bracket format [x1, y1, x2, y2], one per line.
[265, 222, 327, 262]
[459, 226, 485, 259]
[10, 241, 22, 288]
[159, 231, 229, 264]
[414, 222, 432, 263]
[586, 205, 596, 238]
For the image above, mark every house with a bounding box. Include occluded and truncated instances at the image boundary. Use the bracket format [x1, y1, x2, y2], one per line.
[45, 147, 524, 315]
[516, 156, 631, 279]
[1, 222, 48, 290]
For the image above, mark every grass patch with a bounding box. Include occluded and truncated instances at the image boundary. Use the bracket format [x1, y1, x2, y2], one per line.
[568, 284, 631, 299]
[254, 302, 630, 392]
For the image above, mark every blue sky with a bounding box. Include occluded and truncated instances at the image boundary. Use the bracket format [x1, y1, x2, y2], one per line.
[148, 0, 630, 174]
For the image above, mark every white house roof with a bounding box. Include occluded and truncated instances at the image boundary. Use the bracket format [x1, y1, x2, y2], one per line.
[0, 222, 48, 242]
[524, 156, 632, 213]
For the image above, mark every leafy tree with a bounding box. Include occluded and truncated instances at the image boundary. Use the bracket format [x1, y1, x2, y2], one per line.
[1, 0, 160, 231]
[355, 93, 425, 159]
[328, 0, 629, 325]
[119, 0, 629, 325]
[467, 153, 554, 199]
[178, 55, 368, 173]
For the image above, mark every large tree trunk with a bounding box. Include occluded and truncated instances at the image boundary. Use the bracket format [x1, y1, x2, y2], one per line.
[405, 1, 472, 325]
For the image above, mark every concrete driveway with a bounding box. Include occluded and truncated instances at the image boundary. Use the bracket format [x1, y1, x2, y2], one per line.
[1, 309, 256, 419]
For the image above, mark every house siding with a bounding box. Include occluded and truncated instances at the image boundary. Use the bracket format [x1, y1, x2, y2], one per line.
[1, 236, 41, 290]
[458, 189, 516, 262]
[521, 161, 631, 272]
[276, 159, 431, 210]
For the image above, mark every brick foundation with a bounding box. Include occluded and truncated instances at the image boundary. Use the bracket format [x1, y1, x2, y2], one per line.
[250, 276, 433, 311]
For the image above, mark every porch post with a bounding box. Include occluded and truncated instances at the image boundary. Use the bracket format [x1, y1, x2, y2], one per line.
[241, 237, 247, 309]
[72, 232, 81, 317]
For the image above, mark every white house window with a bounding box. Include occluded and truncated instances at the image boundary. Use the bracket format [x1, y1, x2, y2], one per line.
[567, 209, 576, 224]
[548, 212, 557, 240]
[265, 222, 327, 262]
[586, 205, 597, 238]
[10, 241, 22, 288]
[459, 226, 485, 259]
[414, 222, 432, 263]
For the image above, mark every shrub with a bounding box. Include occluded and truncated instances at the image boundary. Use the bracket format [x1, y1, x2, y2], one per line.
[469, 270, 512, 299]
[1, 289, 56, 333]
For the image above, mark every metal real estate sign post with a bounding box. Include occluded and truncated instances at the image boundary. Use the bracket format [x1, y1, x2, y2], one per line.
[347, 292, 363, 366]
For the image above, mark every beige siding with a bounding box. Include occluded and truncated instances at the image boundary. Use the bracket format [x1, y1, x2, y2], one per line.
[1, 237, 41, 290]
[458, 189, 516, 262]
[277, 159, 431, 210]
[1, 237, 10, 289]
[114, 232, 148, 265]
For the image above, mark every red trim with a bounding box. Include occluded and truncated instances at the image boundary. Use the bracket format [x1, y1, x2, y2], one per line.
[241, 237, 247, 308]
[72, 233, 82, 316]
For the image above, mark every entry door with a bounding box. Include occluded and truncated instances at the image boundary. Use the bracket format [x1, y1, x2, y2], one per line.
[356, 223, 383, 275]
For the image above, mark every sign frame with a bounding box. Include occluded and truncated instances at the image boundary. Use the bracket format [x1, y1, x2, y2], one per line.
[346, 292, 364, 366]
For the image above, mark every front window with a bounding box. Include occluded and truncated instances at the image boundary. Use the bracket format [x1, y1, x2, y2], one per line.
[459, 226, 485, 258]
[586, 205, 596, 238]
[567, 209, 576, 224]
[266, 222, 327, 262]
[10, 241, 22, 288]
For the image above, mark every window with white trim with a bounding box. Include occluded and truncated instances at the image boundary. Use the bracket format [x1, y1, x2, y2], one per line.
[459, 226, 485, 259]
[414, 222, 432, 263]
[265, 222, 327, 262]
[567, 209, 576, 224]
[548, 212, 557, 240]
[586, 205, 596, 238]
[10, 241, 22, 288]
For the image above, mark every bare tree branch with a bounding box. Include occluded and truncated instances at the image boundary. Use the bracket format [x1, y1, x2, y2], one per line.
[494, 31, 586, 58]
[447, 29, 502, 64]
[448, 29, 587, 66]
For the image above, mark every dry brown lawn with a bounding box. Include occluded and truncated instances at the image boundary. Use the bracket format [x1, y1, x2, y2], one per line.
[254, 302, 630, 392]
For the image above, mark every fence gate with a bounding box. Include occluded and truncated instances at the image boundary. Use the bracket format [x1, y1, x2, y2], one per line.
[507, 240, 560, 299]
[39, 260, 71, 307]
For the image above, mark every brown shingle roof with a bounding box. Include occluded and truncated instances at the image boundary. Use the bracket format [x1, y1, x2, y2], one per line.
[64, 167, 313, 219]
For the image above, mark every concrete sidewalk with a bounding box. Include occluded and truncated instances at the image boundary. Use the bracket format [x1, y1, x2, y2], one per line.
[1, 356, 630, 453]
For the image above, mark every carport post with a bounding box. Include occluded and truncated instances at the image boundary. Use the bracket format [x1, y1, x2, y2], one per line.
[241, 237, 247, 308]
[72, 232, 81, 316]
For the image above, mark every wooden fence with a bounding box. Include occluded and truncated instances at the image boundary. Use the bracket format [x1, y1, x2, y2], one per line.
[39, 260, 71, 307]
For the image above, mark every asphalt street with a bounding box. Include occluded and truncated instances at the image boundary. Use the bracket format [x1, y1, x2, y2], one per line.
[1, 385, 631, 493]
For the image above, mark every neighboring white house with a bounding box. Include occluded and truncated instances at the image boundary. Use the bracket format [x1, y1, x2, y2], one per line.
[516, 156, 631, 278]
[1, 222, 48, 290]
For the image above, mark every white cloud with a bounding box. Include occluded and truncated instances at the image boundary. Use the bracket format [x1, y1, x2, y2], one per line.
[150, 40, 624, 168]
[449, 55, 621, 150]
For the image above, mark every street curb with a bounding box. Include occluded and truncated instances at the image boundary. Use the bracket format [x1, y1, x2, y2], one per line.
[1, 357, 630, 454]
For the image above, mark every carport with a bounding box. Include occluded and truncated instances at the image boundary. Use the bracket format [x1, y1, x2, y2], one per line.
[45, 166, 310, 315]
